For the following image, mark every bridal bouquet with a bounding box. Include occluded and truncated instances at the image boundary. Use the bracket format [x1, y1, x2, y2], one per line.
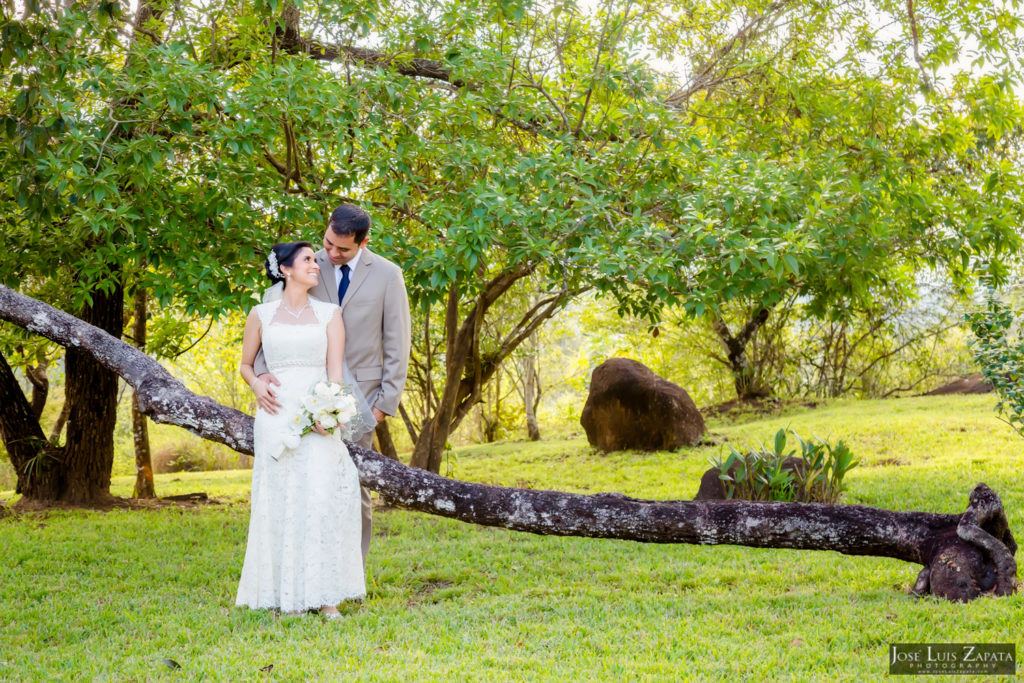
[282, 381, 362, 451]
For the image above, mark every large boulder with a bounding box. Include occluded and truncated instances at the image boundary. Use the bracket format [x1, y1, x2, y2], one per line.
[580, 358, 705, 452]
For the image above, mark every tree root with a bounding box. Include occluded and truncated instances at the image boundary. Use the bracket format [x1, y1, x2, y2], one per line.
[912, 483, 1018, 601]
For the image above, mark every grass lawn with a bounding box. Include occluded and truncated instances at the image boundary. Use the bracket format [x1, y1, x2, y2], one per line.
[0, 395, 1020, 680]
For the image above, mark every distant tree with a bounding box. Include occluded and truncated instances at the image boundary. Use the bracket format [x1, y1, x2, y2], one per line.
[623, 0, 1024, 398]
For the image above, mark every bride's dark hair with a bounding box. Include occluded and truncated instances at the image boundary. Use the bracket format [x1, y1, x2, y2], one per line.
[265, 241, 314, 286]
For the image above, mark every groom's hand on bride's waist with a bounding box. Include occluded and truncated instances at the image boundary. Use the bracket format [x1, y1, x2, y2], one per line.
[254, 373, 283, 414]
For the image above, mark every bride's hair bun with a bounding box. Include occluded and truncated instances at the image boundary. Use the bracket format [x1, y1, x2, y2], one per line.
[265, 241, 314, 286]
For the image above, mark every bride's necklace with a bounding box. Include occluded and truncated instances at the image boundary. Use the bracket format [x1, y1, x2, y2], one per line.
[280, 298, 311, 320]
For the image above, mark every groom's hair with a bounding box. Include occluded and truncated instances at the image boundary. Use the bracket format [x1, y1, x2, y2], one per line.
[327, 203, 371, 244]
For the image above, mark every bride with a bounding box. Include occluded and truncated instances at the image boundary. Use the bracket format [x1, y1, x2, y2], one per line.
[236, 241, 371, 617]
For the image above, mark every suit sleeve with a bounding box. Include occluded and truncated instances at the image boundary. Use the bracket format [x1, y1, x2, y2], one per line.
[375, 268, 411, 415]
[252, 285, 283, 377]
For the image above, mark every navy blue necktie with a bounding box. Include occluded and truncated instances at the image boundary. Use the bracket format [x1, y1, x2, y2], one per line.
[337, 264, 351, 303]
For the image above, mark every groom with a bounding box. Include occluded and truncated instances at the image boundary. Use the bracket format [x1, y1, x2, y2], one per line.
[254, 203, 411, 562]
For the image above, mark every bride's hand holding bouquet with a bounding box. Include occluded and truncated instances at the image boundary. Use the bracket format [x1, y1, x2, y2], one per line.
[282, 381, 363, 452]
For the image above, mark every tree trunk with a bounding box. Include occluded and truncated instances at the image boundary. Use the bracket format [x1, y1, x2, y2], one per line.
[409, 283, 466, 472]
[25, 359, 49, 419]
[521, 342, 541, 441]
[48, 399, 70, 446]
[131, 286, 155, 498]
[0, 350, 64, 498]
[131, 396, 154, 497]
[373, 419, 399, 460]
[408, 267, 568, 471]
[357, 457, 1017, 602]
[398, 402, 419, 444]
[61, 280, 125, 505]
[712, 308, 772, 400]
[483, 370, 501, 443]
[410, 414, 451, 473]
[0, 284, 1017, 601]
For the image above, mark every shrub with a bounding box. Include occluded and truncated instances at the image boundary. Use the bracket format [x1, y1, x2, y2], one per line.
[153, 440, 244, 473]
[710, 428, 857, 503]
[966, 296, 1024, 437]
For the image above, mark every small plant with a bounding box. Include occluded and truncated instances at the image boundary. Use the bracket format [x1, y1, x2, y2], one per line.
[443, 441, 457, 478]
[710, 428, 857, 503]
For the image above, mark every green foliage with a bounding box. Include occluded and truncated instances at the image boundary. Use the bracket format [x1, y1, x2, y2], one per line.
[161, 313, 253, 413]
[5, 0, 1024, 462]
[966, 294, 1024, 437]
[621, 0, 1024, 325]
[711, 429, 857, 503]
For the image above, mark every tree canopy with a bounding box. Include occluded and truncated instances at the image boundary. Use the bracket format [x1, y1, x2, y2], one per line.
[1, 0, 1023, 481]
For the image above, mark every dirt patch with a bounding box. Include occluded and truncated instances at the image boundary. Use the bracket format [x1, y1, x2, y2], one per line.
[701, 396, 819, 420]
[407, 579, 454, 605]
[922, 373, 993, 395]
[7, 492, 220, 513]
[871, 457, 908, 468]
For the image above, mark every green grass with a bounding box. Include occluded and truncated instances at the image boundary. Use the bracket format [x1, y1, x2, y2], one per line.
[1, 395, 1021, 680]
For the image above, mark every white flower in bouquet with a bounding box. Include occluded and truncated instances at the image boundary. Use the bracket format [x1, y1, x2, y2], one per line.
[314, 381, 341, 399]
[302, 392, 327, 414]
[317, 411, 339, 430]
[277, 381, 364, 458]
[334, 393, 358, 423]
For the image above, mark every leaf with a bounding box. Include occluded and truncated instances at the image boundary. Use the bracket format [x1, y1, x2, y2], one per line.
[773, 429, 787, 457]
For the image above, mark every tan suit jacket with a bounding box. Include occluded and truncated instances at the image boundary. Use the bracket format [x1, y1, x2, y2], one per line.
[255, 248, 411, 417]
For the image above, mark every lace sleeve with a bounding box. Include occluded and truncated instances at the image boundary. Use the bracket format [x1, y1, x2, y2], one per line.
[310, 297, 336, 326]
[253, 301, 279, 328]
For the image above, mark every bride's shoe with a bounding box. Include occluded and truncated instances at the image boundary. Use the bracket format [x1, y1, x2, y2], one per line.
[320, 605, 342, 620]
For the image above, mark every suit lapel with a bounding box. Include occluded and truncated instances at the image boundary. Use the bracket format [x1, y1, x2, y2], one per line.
[341, 248, 374, 310]
[316, 250, 339, 305]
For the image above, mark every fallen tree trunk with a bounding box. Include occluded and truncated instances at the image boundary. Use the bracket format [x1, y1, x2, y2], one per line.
[0, 285, 1017, 601]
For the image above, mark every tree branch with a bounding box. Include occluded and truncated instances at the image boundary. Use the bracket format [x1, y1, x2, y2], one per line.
[0, 284, 1016, 601]
[905, 0, 934, 92]
[665, 0, 797, 109]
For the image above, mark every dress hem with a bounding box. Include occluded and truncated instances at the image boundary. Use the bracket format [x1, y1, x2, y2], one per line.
[235, 592, 367, 611]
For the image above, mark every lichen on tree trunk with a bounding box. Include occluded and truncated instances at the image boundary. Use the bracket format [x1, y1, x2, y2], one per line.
[61, 280, 124, 505]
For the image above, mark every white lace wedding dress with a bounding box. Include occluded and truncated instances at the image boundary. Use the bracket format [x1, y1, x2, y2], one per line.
[236, 298, 366, 612]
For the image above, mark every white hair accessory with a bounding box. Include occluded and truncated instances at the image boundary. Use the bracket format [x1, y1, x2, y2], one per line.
[267, 250, 282, 279]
